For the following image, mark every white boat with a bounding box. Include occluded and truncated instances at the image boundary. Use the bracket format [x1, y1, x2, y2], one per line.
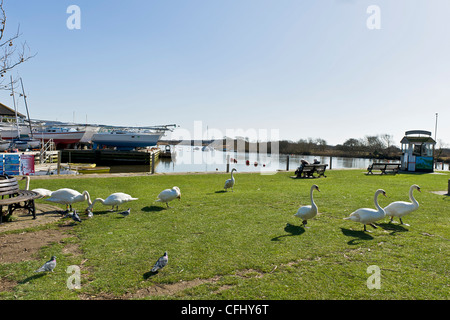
[0, 125, 40, 150]
[11, 138, 41, 150]
[32, 126, 86, 147]
[92, 128, 164, 150]
[0, 139, 10, 151]
[0, 123, 32, 140]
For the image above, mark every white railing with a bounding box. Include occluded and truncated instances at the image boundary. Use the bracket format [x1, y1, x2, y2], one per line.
[39, 138, 57, 164]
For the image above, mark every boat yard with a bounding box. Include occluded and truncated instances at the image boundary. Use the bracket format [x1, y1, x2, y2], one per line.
[9, 147, 161, 176]
[0, 100, 171, 176]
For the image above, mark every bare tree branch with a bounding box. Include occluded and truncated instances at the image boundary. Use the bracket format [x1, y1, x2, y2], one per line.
[0, 0, 35, 87]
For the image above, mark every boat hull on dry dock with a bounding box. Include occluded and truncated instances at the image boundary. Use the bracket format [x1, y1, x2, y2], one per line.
[61, 149, 160, 166]
[33, 127, 86, 146]
[92, 129, 163, 150]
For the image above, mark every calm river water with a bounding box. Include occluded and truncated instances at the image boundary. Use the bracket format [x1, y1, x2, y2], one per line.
[108, 145, 408, 174]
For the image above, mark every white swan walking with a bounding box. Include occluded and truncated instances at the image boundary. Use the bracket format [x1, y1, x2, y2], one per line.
[344, 189, 387, 232]
[45, 188, 92, 213]
[224, 168, 237, 192]
[156, 186, 181, 208]
[384, 184, 420, 226]
[87, 192, 138, 212]
[294, 184, 320, 227]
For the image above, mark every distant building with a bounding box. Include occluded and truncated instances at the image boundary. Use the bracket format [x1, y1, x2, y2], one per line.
[400, 130, 436, 172]
[0, 102, 26, 121]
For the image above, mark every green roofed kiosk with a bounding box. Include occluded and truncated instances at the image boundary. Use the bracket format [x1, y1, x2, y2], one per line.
[400, 130, 436, 172]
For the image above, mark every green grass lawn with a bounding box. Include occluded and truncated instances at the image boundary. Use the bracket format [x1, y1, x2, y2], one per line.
[1, 169, 449, 300]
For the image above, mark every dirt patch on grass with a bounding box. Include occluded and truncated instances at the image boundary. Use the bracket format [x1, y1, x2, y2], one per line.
[0, 277, 17, 292]
[0, 204, 63, 233]
[0, 203, 79, 295]
[129, 276, 222, 299]
[0, 204, 75, 265]
[79, 276, 222, 300]
[0, 229, 70, 264]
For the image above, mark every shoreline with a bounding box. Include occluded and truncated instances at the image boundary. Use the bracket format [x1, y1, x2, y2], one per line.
[21, 167, 449, 180]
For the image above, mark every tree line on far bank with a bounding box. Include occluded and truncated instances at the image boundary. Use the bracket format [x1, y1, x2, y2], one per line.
[279, 134, 400, 159]
[184, 133, 450, 163]
[278, 134, 450, 162]
[213, 134, 401, 159]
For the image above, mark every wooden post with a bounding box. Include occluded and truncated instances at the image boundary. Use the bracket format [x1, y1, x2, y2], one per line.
[448, 179, 450, 195]
[286, 155, 289, 171]
[329, 156, 333, 170]
[226, 155, 230, 173]
[57, 151, 61, 175]
[151, 152, 155, 174]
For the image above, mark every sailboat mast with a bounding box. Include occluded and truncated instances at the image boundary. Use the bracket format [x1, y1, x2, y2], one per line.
[20, 77, 34, 138]
[10, 76, 20, 138]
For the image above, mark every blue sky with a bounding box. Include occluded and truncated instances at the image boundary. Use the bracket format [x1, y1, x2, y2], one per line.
[0, 0, 449, 146]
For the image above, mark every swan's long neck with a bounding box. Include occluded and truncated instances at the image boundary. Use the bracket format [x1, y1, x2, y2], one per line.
[88, 198, 105, 209]
[25, 176, 30, 190]
[231, 170, 235, 179]
[310, 187, 317, 209]
[374, 190, 384, 213]
[409, 186, 419, 208]
[83, 191, 93, 206]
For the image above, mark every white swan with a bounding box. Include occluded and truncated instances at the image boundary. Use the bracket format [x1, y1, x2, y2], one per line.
[294, 184, 320, 227]
[384, 184, 420, 226]
[344, 189, 387, 232]
[32, 188, 54, 198]
[45, 188, 92, 212]
[87, 192, 138, 212]
[21, 175, 53, 198]
[224, 168, 237, 192]
[156, 186, 181, 208]
[22, 175, 31, 190]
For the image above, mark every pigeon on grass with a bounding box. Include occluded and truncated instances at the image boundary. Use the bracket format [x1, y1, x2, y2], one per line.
[35, 256, 57, 273]
[117, 208, 131, 217]
[151, 251, 168, 273]
[72, 210, 82, 223]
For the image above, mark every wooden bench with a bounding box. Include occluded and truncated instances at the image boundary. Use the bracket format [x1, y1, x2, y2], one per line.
[295, 164, 328, 178]
[367, 163, 401, 175]
[0, 175, 41, 224]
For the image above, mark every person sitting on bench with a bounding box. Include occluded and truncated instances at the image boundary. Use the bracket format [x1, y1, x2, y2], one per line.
[295, 159, 310, 177]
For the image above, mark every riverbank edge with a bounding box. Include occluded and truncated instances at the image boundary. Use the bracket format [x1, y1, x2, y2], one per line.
[21, 167, 450, 181]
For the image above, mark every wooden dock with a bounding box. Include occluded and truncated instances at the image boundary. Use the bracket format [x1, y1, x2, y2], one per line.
[60, 149, 160, 166]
